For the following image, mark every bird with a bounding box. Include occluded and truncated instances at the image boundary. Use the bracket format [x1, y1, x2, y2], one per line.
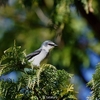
[26, 40, 57, 67]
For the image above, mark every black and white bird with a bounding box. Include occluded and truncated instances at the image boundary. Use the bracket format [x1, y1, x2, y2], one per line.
[26, 40, 57, 67]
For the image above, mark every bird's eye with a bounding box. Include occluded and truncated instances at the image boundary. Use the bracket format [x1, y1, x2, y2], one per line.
[48, 43, 54, 46]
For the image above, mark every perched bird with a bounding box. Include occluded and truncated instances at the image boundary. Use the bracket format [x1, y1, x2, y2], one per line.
[26, 40, 57, 67]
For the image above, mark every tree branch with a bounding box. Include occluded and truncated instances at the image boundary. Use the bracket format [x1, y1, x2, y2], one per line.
[75, 0, 100, 40]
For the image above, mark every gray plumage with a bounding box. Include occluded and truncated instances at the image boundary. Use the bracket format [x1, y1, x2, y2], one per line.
[27, 48, 41, 60]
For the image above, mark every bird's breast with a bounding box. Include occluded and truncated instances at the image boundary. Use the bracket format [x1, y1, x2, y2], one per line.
[29, 50, 48, 66]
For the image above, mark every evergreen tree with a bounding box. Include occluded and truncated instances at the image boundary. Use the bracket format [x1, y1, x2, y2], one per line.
[0, 43, 77, 100]
[88, 64, 100, 100]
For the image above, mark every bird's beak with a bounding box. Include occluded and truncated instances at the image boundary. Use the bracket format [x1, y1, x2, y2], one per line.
[53, 43, 58, 47]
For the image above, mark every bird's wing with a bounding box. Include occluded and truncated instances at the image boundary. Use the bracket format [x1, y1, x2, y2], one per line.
[26, 48, 42, 60]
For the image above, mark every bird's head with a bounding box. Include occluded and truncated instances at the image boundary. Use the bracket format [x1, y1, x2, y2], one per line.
[41, 40, 57, 52]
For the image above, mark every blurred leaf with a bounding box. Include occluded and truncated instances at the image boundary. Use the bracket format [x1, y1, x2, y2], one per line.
[87, 63, 100, 100]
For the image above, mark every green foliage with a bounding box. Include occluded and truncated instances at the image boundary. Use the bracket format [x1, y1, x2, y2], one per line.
[0, 44, 77, 100]
[0, 0, 96, 74]
[0, 41, 28, 75]
[0, 0, 100, 99]
[87, 63, 100, 100]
